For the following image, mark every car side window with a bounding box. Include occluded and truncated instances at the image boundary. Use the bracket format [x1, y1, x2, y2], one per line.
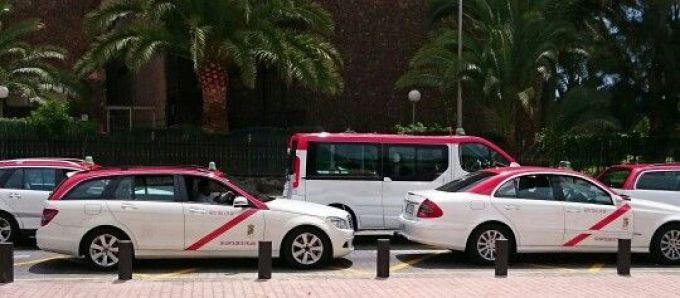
[184, 175, 239, 205]
[385, 145, 449, 181]
[24, 168, 58, 191]
[459, 143, 510, 172]
[636, 171, 680, 191]
[64, 178, 113, 200]
[133, 175, 176, 202]
[495, 179, 518, 198]
[515, 175, 555, 201]
[553, 175, 612, 205]
[2, 169, 23, 189]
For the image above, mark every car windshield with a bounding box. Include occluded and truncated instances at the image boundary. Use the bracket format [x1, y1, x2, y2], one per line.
[598, 168, 631, 189]
[225, 176, 277, 202]
[436, 171, 497, 192]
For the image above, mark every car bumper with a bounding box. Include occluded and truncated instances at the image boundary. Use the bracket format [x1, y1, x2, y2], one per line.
[36, 223, 81, 256]
[398, 214, 468, 251]
[329, 228, 354, 258]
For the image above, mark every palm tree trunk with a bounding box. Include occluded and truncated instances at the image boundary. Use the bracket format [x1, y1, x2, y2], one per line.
[197, 63, 228, 133]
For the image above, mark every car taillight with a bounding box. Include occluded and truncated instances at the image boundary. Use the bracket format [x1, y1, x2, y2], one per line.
[417, 199, 443, 218]
[292, 156, 301, 189]
[41, 208, 59, 226]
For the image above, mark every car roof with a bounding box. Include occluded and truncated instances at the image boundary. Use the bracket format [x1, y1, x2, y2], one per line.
[71, 166, 221, 178]
[292, 132, 496, 144]
[481, 166, 578, 176]
[0, 158, 96, 170]
[606, 163, 680, 171]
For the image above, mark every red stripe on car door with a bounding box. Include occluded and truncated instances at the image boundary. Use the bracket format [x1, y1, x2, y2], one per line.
[185, 209, 259, 251]
[563, 203, 631, 247]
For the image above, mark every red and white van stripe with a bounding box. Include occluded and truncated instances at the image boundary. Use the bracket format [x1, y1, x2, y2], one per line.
[185, 209, 259, 251]
[563, 203, 632, 247]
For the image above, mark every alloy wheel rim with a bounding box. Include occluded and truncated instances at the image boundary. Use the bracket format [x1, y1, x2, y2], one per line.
[660, 230, 680, 261]
[0, 218, 11, 243]
[292, 232, 323, 265]
[477, 230, 503, 261]
[89, 234, 120, 267]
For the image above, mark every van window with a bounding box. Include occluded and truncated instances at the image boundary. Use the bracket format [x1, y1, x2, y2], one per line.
[636, 171, 680, 191]
[307, 143, 380, 179]
[460, 143, 510, 172]
[385, 145, 448, 181]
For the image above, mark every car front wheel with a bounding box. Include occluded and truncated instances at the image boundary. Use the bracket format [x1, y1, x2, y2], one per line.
[651, 225, 680, 265]
[282, 227, 331, 269]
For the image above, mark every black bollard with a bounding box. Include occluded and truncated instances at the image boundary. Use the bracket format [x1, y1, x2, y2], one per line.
[495, 238, 508, 277]
[617, 238, 631, 276]
[377, 239, 390, 278]
[258, 241, 272, 280]
[0, 242, 13, 283]
[118, 240, 133, 281]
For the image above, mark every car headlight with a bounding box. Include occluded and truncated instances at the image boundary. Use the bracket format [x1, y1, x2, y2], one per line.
[327, 216, 352, 230]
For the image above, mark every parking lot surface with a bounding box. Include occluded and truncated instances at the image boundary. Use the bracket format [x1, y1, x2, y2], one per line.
[8, 236, 680, 281]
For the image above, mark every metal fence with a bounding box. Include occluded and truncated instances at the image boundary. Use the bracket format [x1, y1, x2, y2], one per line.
[0, 126, 290, 177]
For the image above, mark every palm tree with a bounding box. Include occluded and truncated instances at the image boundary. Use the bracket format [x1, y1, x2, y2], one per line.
[397, 0, 585, 147]
[77, 0, 343, 132]
[0, 1, 77, 114]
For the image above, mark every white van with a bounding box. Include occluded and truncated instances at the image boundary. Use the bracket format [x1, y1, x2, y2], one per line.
[282, 133, 517, 230]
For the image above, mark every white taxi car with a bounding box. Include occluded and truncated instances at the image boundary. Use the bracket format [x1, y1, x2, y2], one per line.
[37, 165, 354, 269]
[399, 166, 680, 265]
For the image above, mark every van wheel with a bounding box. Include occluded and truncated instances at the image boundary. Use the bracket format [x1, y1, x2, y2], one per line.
[466, 224, 514, 265]
[82, 228, 128, 270]
[282, 227, 332, 269]
[0, 213, 19, 244]
[651, 224, 680, 265]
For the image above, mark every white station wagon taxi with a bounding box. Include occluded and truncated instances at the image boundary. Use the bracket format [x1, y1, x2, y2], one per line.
[399, 166, 680, 265]
[37, 165, 354, 269]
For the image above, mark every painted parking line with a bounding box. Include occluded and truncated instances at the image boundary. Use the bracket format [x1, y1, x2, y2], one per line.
[329, 266, 370, 276]
[524, 263, 579, 273]
[390, 252, 447, 273]
[135, 268, 196, 280]
[588, 263, 605, 273]
[14, 256, 68, 267]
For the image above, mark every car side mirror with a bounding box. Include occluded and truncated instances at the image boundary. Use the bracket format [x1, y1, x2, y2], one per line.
[233, 196, 250, 208]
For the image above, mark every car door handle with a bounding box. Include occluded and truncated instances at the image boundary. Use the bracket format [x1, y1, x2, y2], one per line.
[120, 203, 138, 210]
[566, 208, 582, 213]
[188, 208, 207, 214]
[8, 193, 21, 199]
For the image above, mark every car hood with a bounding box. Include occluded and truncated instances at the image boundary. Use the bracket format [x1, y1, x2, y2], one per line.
[630, 198, 680, 214]
[265, 199, 349, 218]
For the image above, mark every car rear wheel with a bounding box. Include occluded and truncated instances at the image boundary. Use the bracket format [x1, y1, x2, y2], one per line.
[0, 213, 18, 244]
[282, 227, 331, 269]
[466, 224, 514, 265]
[83, 229, 127, 270]
[651, 225, 680, 265]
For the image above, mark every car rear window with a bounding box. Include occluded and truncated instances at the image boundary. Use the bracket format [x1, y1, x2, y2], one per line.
[436, 171, 496, 192]
[598, 169, 631, 189]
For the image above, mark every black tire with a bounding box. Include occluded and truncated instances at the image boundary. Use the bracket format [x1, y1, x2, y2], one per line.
[466, 224, 515, 266]
[281, 227, 332, 269]
[81, 228, 129, 270]
[0, 212, 20, 244]
[650, 224, 680, 265]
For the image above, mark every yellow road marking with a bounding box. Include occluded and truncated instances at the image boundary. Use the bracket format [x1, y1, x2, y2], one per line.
[589, 263, 605, 273]
[525, 263, 579, 272]
[135, 268, 196, 280]
[389, 252, 446, 273]
[14, 256, 67, 267]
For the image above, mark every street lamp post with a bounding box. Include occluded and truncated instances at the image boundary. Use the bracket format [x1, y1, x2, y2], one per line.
[456, 0, 465, 136]
[408, 89, 421, 125]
